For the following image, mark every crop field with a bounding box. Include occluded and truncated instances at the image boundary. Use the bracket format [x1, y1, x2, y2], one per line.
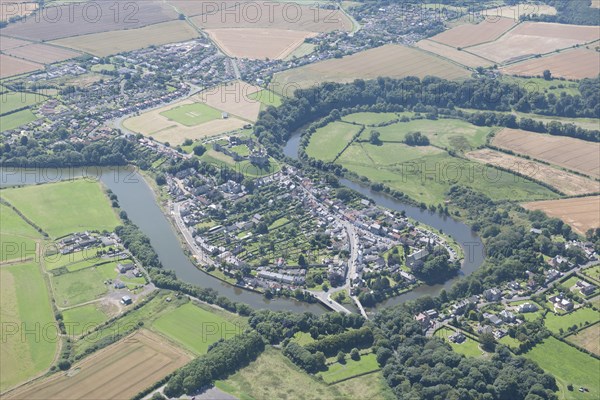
[207, 28, 315, 60]
[191, 3, 353, 32]
[524, 196, 600, 235]
[0, 262, 56, 392]
[544, 307, 600, 334]
[5, 329, 192, 400]
[491, 128, 600, 178]
[416, 39, 493, 68]
[525, 337, 599, 400]
[62, 303, 111, 337]
[0, 35, 31, 51]
[152, 302, 243, 355]
[429, 17, 517, 49]
[466, 149, 599, 196]
[2, 1, 178, 41]
[469, 22, 600, 64]
[567, 324, 600, 356]
[305, 121, 363, 162]
[434, 327, 483, 358]
[318, 353, 379, 384]
[51, 20, 198, 57]
[196, 81, 263, 121]
[0, 54, 42, 78]
[273, 44, 470, 92]
[4, 43, 80, 65]
[0, 179, 120, 238]
[159, 102, 222, 127]
[501, 48, 600, 79]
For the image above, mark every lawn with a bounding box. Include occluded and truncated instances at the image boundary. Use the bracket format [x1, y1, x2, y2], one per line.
[159, 102, 222, 127]
[90, 64, 115, 72]
[200, 148, 281, 178]
[0, 261, 57, 392]
[567, 323, 600, 356]
[525, 337, 599, 399]
[247, 89, 282, 108]
[152, 302, 243, 355]
[544, 307, 600, 334]
[581, 265, 600, 284]
[291, 331, 316, 346]
[1, 179, 120, 238]
[51, 265, 111, 307]
[318, 353, 380, 384]
[305, 121, 362, 162]
[62, 303, 110, 336]
[434, 327, 483, 358]
[0, 109, 38, 132]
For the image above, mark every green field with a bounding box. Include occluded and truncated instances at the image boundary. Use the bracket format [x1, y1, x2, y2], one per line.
[0, 91, 45, 115]
[90, 64, 115, 72]
[342, 112, 407, 126]
[247, 89, 282, 108]
[502, 76, 580, 97]
[62, 303, 110, 336]
[0, 203, 41, 238]
[582, 265, 600, 284]
[283, 42, 316, 61]
[160, 102, 222, 126]
[434, 327, 483, 358]
[525, 337, 599, 399]
[291, 331, 316, 346]
[152, 302, 243, 355]
[305, 121, 362, 162]
[0, 234, 37, 262]
[44, 247, 104, 271]
[544, 307, 600, 334]
[200, 148, 281, 178]
[1, 179, 120, 238]
[51, 264, 114, 307]
[318, 353, 379, 384]
[0, 262, 57, 391]
[217, 347, 393, 400]
[1, 109, 38, 132]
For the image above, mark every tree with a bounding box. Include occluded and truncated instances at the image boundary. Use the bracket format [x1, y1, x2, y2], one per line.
[350, 348, 360, 361]
[155, 174, 166, 185]
[337, 351, 346, 363]
[298, 254, 307, 267]
[57, 359, 71, 370]
[479, 332, 496, 352]
[369, 130, 381, 145]
[543, 69, 552, 80]
[151, 392, 166, 400]
[193, 144, 206, 156]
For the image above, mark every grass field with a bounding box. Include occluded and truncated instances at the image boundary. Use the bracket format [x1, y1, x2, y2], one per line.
[51, 264, 116, 307]
[44, 247, 105, 271]
[152, 302, 243, 355]
[342, 112, 407, 126]
[318, 353, 379, 384]
[544, 307, 600, 334]
[0, 234, 37, 262]
[5, 329, 192, 400]
[291, 331, 316, 346]
[500, 76, 581, 97]
[62, 303, 110, 336]
[0, 203, 41, 239]
[200, 148, 281, 178]
[160, 102, 222, 127]
[525, 337, 599, 399]
[0, 262, 56, 392]
[247, 89, 283, 108]
[0, 108, 38, 131]
[434, 327, 483, 358]
[305, 121, 363, 162]
[522, 196, 600, 236]
[567, 323, 600, 356]
[582, 265, 600, 284]
[217, 347, 390, 400]
[0, 91, 45, 115]
[1, 179, 120, 238]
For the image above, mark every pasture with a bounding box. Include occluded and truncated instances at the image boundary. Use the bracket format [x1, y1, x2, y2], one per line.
[152, 302, 243, 355]
[525, 337, 599, 400]
[1, 91, 46, 115]
[0, 54, 42, 78]
[5, 329, 192, 400]
[247, 89, 283, 108]
[466, 149, 599, 196]
[3, 43, 80, 65]
[559, 206, 600, 237]
[544, 307, 600, 334]
[582, 265, 600, 284]
[0, 203, 40, 239]
[51, 20, 198, 57]
[567, 324, 600, 356]
[0, 262, 56, 392]
[160, 102, 222, 127]
[491, 128, 600, 178]
[342, 112, 407, 126]
[305, 121, 363, 162]
[501, 48, 600, 80]
[0, 234, 37, 262]
[429, 17, 517, 49]
[273, 44, 470, 92]
[207, 28, 315, 60]
[62, 303, 110, 337]
[318, 353, 379, 384]
[51, 264, 114, 307]
[0, 109, 38, 131]
[0, 179, 120, 238]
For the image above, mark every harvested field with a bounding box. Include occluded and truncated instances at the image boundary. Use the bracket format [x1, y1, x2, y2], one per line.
[0, 54, 42, 78]
[0, 36, 31, 51]
[1, 0, 177, 41]
[4, 43, 80, 64]
[593, 0, 600, 8]
[191, 3, 353, 32]
[416, 39, 493, 68]
[273, 44, 470, 92]
[522, 196, 600, 235]
[169, 0, 230, 17]
[429, 17, 516, 49]
[482, 4, 556, 19]
[568, 324, 600, 356]
[469, 22, 600, 64]
[4, 329, 192, 400]
[51, 20, 198, 57]
[501, 48, 600, 79]
[492, 128, 600, 178]
[195, 80, 263, 121]
[466, 149, 599, 196]
[0, 0, 37, 21]
[206, 28, 315, 60]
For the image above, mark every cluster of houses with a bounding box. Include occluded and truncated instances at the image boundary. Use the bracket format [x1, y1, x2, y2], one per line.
[58, 232, 118, 255]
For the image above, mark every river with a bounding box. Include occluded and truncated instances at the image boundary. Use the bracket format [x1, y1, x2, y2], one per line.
[283, 131, 485, 308]
[0, 166, 326, 314]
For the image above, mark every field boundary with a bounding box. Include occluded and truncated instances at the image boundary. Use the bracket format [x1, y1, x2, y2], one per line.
[327, 368, 381, 385]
